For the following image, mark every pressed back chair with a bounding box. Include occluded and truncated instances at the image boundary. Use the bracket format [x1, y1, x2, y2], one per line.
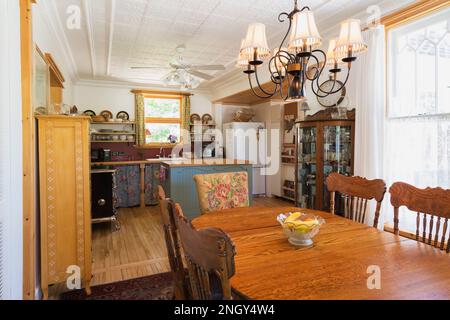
[193, 171, 250, 214]
[390, 182, 450, 253]
[157, 185, 189, 299]
[326, 173, 387, 228]
[173, 203, 237, 300]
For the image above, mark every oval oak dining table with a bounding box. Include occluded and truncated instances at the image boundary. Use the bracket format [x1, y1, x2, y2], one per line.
[192, 206, 450, 300]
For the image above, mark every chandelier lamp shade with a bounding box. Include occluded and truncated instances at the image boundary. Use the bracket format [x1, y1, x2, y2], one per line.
[237, 0, 368, 102]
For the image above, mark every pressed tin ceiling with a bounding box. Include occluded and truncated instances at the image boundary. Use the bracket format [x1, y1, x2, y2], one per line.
[45, 0, 415, 87]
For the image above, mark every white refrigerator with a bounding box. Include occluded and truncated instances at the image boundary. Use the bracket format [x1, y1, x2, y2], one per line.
[223, 122, 267, 196]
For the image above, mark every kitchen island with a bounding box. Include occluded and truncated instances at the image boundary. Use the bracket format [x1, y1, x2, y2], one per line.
[91, 158, 253, 219]
[160, 159, 253, 219]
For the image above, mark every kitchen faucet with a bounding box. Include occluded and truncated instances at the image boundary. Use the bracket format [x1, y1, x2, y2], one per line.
[159, 147, 165, 159]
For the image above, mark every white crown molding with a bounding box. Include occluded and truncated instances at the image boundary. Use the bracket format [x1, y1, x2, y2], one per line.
[106, 0, 116, 76]
[42, 0, 79, 83]
[74, 78, 212, 95]
[81, 0, 96, 77]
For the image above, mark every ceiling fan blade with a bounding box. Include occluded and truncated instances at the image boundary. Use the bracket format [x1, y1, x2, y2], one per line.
[130, 66, 165, 69]
[190, 64, 225, 71]
[187, 70, 215, 81]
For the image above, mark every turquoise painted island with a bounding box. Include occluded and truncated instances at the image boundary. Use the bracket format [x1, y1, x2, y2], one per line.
[160, 159, 253, 220]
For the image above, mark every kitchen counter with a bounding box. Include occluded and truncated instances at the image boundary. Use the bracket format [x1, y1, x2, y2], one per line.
[91, 159, 164, 166]
[91, 158, 251, 167]
[90, 158, 253, 214]
[161, 158, 252, 168]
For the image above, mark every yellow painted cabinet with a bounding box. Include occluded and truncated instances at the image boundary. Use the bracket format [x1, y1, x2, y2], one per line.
[37, 116, 92, 299]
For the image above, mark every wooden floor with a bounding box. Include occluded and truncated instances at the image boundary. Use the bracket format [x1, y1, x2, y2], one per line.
[49, 196, 293, 298]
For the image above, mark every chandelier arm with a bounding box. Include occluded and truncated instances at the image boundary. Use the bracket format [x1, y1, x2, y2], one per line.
[278, 13, 293, 53]
[305, 54, 322, 81]
[316, 66, 352, 96]
[255, 66, 279, 96]
[248, 73, 274, 99]
[278, 12, 290, 23]
[268, 56, 283, 84]
[308, 50, 327, 81]
[311, 76, 336, 98]
[326, 70, 351, 94]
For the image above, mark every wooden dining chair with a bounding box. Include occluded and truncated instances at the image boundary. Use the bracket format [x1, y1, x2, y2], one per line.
[157, 185, 189, 299]
[173, 203, 237, 300]
[193, 171, 250, 214]
[390, 182, 450, 253]
[326, 173, 387, 228]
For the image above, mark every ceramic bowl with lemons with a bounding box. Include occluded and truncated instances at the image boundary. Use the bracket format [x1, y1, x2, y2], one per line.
[277, 212, 325, 247]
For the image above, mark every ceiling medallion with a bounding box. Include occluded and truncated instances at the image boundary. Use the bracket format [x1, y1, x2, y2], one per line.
[236, 0, 368, 102]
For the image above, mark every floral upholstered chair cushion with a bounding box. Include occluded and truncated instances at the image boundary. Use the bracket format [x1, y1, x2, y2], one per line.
[193, 172, 250, 214]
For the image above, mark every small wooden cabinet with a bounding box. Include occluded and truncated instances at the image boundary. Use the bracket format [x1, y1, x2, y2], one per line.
[37, 116, 92, 299]
[295, 109, 355, 211]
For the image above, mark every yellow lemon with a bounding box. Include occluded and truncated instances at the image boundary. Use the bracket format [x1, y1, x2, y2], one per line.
[285, 212, 302, 223]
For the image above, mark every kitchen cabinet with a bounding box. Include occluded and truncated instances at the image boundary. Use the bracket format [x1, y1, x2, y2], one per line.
[37, 115, 92, 299]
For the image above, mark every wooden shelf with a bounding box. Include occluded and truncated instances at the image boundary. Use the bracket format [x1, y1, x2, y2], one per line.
[93, 132, 136, 135]
[281, 163, 295, 166]
[281, 155, 295, 159]
[91, 141, 135, 143]
[280, 195, 295, 202]
[283, 143, 296, 148]
[282, 187, 295, 192]
[91, 122, 136, 125]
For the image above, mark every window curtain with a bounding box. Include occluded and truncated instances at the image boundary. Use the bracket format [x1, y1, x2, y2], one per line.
[181, 95, 191, 143]
[384, 115, 450, 233]
[135, 93, 145, 146]
[346, 25, 386, 228]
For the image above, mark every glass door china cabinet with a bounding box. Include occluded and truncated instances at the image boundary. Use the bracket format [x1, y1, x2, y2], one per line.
[295, 109, 355, 211]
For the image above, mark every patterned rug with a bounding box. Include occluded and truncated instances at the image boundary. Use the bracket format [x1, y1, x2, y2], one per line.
[61, 272, 174, 300]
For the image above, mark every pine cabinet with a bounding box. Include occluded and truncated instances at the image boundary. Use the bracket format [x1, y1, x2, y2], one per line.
[37, 116, 92, 299]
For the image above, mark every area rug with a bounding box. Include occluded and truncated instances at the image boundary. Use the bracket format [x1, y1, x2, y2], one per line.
[61, 272, 174, 300]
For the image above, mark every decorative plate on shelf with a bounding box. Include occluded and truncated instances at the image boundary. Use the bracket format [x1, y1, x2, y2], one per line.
[202, 113, 213, 124]
[317, 80, 346, 108]
[83, 110, 96, 117]
[190, 113, 201, 124]
[116, 111, 130, 121]
[100, 110, 113, 121]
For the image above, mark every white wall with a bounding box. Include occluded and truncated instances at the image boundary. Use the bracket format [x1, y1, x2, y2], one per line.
[72, 82, 213, 120]
[33, 1, 75, 105]
[0, 0, 23, 300]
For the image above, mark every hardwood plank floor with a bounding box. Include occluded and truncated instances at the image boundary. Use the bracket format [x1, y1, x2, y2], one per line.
[91, 206, 170, 286]
[49, 196, 293, 298]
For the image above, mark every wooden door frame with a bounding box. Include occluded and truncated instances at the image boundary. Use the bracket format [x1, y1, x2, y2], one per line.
[20, 0, 36, 300]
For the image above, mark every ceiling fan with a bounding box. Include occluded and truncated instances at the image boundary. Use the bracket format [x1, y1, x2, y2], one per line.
[131, 45, 225, 87]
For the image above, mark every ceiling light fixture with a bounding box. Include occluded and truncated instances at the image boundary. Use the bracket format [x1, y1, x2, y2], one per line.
[238, 0, 368, 102]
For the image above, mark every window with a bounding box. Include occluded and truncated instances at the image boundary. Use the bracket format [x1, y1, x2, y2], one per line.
[384, 6, 450, 234]
[144, 96, 183, 145]
[388, 7, 450, 117]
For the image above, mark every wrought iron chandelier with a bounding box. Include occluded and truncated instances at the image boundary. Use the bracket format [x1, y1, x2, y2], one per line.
[237, 0, 368, 102]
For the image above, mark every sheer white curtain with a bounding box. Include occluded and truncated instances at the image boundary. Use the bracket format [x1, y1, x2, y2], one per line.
[383, 116, 450, 232]
[347, 25, 386, 228]
[383, 8, 450, 234]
